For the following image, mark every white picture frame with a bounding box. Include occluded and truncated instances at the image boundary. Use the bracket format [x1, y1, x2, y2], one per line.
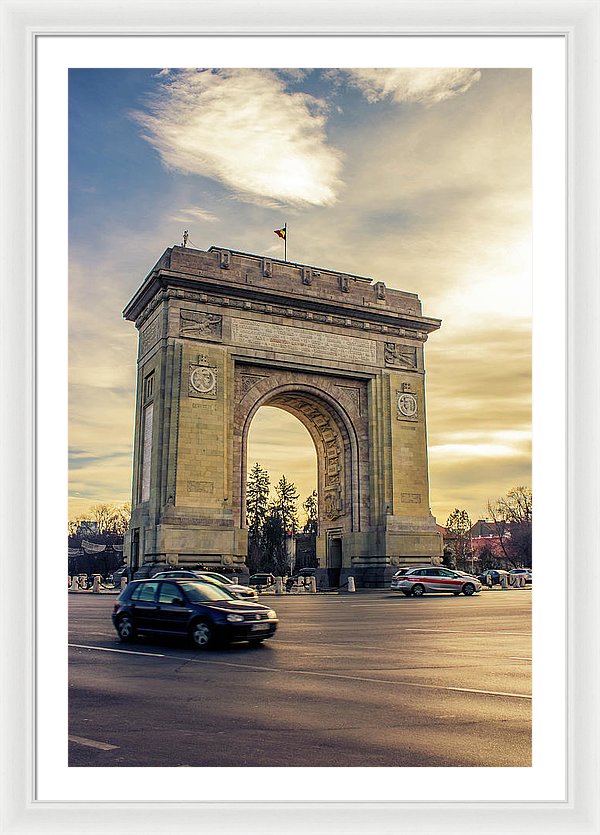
[1, 1, 599, 833]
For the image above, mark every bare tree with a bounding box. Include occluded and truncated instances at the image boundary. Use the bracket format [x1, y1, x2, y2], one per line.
[487, 486, 532, 568]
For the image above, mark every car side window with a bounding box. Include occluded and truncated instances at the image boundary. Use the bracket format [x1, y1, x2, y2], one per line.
[438, 569, 454, 577]
[130, 582, 159, 602]
[158, 582, 185, 605]
[424, 569, 439, 577]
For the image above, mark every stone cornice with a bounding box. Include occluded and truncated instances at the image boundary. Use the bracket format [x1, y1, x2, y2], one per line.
[135, 283, 437, 342]
[128, 273, 440, 342]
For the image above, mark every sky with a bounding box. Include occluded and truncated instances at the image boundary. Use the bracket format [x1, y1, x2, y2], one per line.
[69, 67, 531, 527]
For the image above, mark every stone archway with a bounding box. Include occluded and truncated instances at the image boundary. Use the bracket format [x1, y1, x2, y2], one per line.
[234, 369, 369, 572]
[123, 244, 443, 585]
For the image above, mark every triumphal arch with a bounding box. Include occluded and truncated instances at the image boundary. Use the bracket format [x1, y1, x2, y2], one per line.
[123, 245, 442, 586]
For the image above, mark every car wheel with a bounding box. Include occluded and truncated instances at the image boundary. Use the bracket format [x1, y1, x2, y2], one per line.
[463, 583, 476, 596]
[412, 584, 425, 597]
[116, 615, 136, 642]
[190, 620, 214, 649]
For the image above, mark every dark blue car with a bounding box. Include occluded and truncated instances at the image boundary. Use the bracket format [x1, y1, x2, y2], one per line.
[112, 579, 278, 648]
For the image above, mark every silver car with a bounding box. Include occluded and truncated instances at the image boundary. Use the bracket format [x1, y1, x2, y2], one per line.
[391, 566, 482, 597]
[152, 570, 259, 601]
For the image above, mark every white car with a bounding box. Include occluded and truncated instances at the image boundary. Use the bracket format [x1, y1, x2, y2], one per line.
[391, 566, 482, 597]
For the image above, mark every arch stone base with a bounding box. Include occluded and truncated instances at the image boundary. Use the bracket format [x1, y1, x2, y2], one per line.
[123, 245, 443, 586]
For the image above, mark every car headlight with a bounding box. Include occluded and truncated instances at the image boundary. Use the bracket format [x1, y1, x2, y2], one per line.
[266, 610, 277, 619]
[226, 614, 244, 622]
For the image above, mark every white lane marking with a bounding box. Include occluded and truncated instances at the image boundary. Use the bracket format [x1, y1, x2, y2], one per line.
[68, 735, 119, 751]
[184, 657, 532, 700]
[70, 643, 530, 701]
[405, 628, 530, 636]
[69, 643, 166, 658]
[509, 657, 532, 661]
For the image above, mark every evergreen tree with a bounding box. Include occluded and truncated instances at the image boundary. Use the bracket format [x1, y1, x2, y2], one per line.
[303, 490, 319, 534]
[245, 463, 270, 572]
[273, 475, 299, 537]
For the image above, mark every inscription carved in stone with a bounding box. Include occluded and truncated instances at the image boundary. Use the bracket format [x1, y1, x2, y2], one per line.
[231, 319, 377, 364]
[140, 318, 160, 355]
[179, 310, 222, 341]
[401, 492, 422, 504]
[188, 481, 215, 494]
[385, 342, 418, 369]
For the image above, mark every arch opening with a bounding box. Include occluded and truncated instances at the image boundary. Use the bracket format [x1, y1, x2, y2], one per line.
[246, 406, 318, 523]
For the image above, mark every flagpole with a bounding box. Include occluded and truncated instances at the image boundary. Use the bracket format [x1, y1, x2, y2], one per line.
[284, 223, 287, 261]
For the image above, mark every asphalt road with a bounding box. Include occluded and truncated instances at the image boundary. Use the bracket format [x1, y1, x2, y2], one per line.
[69, 588, 531, 767]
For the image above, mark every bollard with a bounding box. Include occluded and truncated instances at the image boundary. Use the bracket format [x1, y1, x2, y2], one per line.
[275, 576, 284, 595]
[78, 574, 87, 591]
[310, 576, 317, 594]
[500, 574, 508, 589]
[520, 575, 526, 588]
[348, 576, 356, 593]
[68, 575, 72, 589]
[92, 574, 101, 593]
[120, 576, 128, 591]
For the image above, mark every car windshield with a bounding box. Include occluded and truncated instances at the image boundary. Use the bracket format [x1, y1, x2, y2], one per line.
[179, 581, 236, 602]
[200, 572, 231, 584]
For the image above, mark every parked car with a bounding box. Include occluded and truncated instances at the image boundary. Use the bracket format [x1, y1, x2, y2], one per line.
[112, 579, 278, 648]
[295, 568, 317, 578]
[152, 570, 258, 600]
[477, 569, 510, 586]
[391, 566, 482, 597]
[248, 573, 276, 589]
[508, 569, 532, 584]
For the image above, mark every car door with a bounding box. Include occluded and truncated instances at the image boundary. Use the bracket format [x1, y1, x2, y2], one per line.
[129, 581, 160, 630]
[437, 568, 463, 592]
[419, 568, 441, 591]
[155, 582, 191, 634]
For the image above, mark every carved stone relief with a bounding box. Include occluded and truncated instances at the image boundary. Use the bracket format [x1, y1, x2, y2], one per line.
[189, 363, 217, 399]
[179, 310, 223, 341]
[396, 389, 418, 421]
[385, 342, 418, 369]
[335, 385, 361, 415]
[239, 374, 268, 398]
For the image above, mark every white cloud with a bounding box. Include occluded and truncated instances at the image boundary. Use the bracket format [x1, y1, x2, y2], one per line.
[170, 206, 219, 223]
[341, 68, 481, 106]
[133, 69, 343, 207]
